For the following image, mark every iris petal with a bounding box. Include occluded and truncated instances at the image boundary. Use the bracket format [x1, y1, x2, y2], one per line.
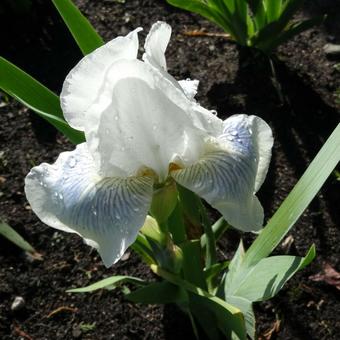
[84, 59, 208, 181]
[178, 79, 199, 100]
[143, 21, 171, 71]
[25, 143, 154, 267]
[172, 115, 273, 232]
[60, 28, 141, 131]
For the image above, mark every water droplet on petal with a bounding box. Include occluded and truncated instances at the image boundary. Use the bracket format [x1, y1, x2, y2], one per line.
[133, 207, 140, 212]
[207, 118, 212, 124]
[58, 193, 63, 200]
[211, 110, 218, 116]
[114, 115, 119, 121]
[115, 213, 121, 220]
[227, 136, 234, 141]
[68, 156, 77, 168]
[230, 131, 238, 136]
[152, 124, 157, 131]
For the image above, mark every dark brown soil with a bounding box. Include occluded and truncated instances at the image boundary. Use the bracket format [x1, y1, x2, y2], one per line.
[0, 0, 339, 339]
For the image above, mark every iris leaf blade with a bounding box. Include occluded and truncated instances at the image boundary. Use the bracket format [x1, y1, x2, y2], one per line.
[52, 0, 104, 55]
[67, 275, 145, 293]
[0, 220, 35, 253]
[0, 56, 84, 144]
[244, 123, 340, 267]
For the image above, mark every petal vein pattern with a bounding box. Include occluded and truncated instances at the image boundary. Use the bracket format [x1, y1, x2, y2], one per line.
[172, 115, 273, 232]
[25, 144, 154, 267]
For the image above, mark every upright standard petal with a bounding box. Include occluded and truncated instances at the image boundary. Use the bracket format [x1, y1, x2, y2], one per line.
[60, 28, 142, 131]
[25, 143, 154, 267]
[143, 21, 171, 71]
[172, 115, 273, 232]
[84, 59, 209, 182]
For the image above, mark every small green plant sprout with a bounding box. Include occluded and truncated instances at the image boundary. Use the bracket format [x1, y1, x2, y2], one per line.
[1, 1, 339, 339]
[78, 322, 96, 333]
[166, 0, 324, 54]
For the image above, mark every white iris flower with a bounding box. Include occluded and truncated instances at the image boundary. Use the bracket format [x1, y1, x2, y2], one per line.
[25, 22, 273, 267]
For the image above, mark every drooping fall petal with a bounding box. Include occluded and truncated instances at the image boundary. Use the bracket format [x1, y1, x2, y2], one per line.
[172, 115, 273, 231]
[25, 143, 154, 267]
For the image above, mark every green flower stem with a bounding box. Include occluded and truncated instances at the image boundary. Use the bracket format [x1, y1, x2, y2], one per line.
[131, 234, 156, 265]
[150, 265, 237, 310]
[200, 217, 230, 248]
[197, 202, 217, 269]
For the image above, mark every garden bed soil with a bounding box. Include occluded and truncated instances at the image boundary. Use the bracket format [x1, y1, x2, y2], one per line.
[0, 0, 339, 339]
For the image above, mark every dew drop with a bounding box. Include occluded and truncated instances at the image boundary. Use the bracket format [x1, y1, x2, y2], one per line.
[227, 136, 234, 141]
[114, 115, 119, 121]
[211, 110, 218, 116]
[58, 193, 64, 200]
[115, 213, 121, 220]
[230, 131, 238, 136]
[207, 118, 212, 124]
[152, 124, 157, 131]
[68, 156, 77, 168]
[133, 207, 140, 212]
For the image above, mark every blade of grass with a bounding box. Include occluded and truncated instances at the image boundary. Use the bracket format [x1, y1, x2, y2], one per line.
[52, 0, 104, 55]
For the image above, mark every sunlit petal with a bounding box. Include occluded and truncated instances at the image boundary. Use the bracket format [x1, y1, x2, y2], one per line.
[60, 28, 142, 131]
[25, 143, 153, 267]
[85, 59, 208, 181]
[143, 21, 171, 71]
[178, 79, 199, 100]
[172, 115, 272, 232]
[221, 114, 273, 192]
